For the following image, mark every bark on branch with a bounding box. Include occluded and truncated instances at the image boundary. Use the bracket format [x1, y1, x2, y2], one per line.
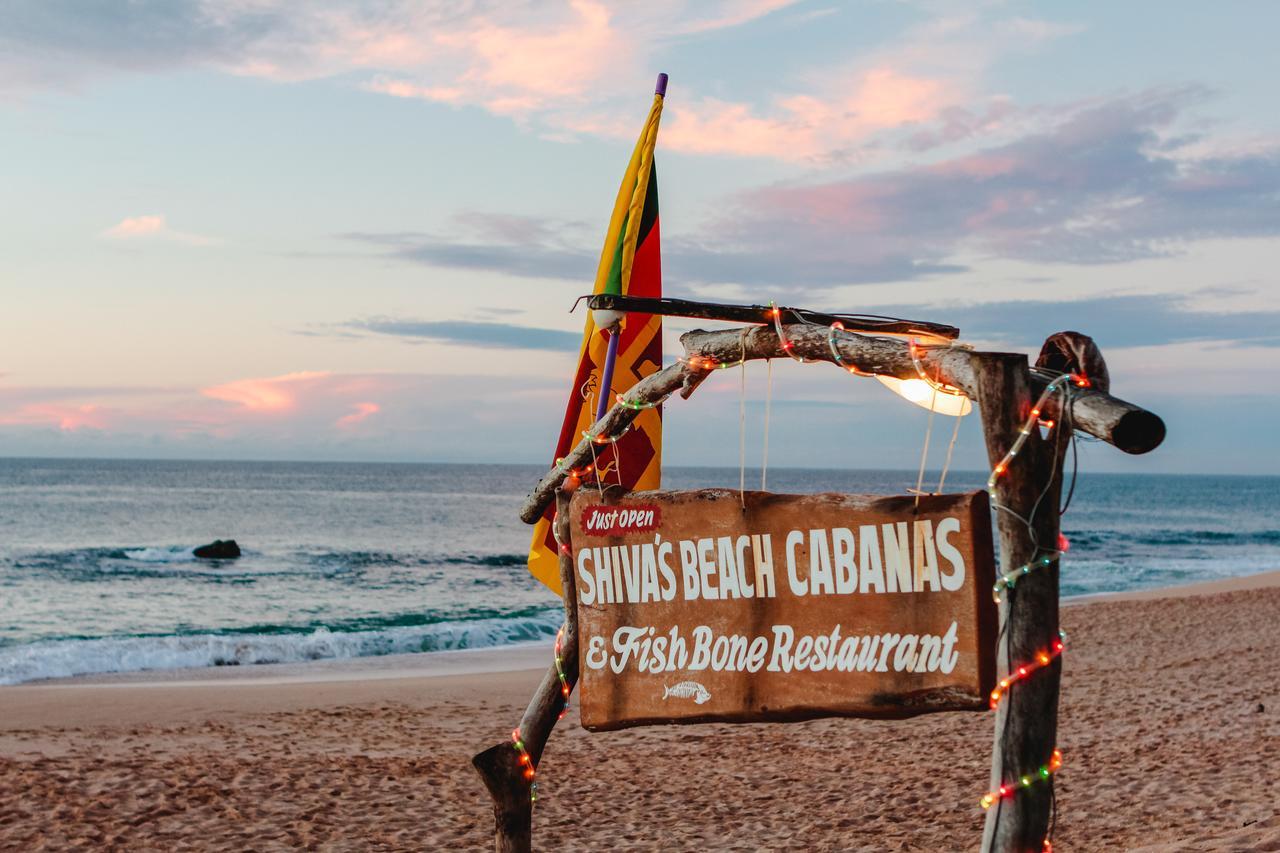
[973, 354, 1067, 852]
[473, 493, 580, 852]
[518, 324, 1164, 525]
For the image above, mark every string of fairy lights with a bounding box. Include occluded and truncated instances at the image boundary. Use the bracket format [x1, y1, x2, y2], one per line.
[977, 365, 1084, 851]
[989, 632, 1067, 710]
[519, 306, 1086, 845]
[510, 728, 537, 802]
[979, 748, 1064, 811]
[510, 516, 578, 805]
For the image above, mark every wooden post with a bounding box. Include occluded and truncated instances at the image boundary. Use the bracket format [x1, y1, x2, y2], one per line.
[974, 354, 1070, 853]
[473, 491, 580, 853]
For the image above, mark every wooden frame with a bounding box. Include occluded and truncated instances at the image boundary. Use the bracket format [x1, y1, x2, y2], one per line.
[474, 316, 1165, 853]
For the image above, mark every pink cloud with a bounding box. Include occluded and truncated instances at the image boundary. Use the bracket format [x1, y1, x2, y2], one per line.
[661, 66, 955, 161]
[366, 78, 464, 103]
[201, 371, 331, 413]
[102, 215, 166, 238]
[0, 373, 588, 461]
[335, 401, 381, 429]
[0, 403, 108, 431]
[100, 214, 216, 246]
[6, 3, 1081, 163]
[339, 2, 803, 122]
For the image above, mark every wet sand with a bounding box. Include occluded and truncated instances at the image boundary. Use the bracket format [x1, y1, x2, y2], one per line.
[2, 573, 1278, 851]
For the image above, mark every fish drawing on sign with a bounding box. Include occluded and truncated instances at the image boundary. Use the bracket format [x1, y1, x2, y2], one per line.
[662, 681, 711, 704]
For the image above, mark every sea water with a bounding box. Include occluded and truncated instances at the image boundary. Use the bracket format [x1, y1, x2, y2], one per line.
[1, 458, 1276, 685]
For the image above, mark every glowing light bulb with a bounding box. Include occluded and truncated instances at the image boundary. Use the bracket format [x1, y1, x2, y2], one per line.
[875, 375, 973, 416]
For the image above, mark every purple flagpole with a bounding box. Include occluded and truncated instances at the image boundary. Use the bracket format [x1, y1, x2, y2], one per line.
[594, 329, 620, 424]
[592, 72, 666, 426]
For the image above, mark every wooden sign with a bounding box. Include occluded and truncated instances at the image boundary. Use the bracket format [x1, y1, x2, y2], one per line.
[569, 488, 997, 731]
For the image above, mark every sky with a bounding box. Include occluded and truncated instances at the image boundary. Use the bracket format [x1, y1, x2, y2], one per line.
[1, 0, 1278, 474]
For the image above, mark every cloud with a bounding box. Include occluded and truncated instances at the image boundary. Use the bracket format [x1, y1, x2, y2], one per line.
[874, 291, 1280, 350]
[0, 2, 794, 109]
[0, 1, 1069, 162]
[0, 402, 107, 431]
[657, 66, 958, 161]
[674, 89, 1280, 287]
[0, 372, 582, 463]
[101, 214, 217, 246]
[201, 371, 332, 412]
[345, 90, 1280, 289]
[640, 9, 1080, 162]
[341, 211, 596, 281]
[335, 401, 380, 429]
[337, 318, 581, 352]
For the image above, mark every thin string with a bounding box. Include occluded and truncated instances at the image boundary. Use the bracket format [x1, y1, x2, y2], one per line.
[761, 359, 773, 491]
[738, 331, 748, 508]
[937, 412, 962, 493]
[587, 439, 604, 497]
[914, 384, 938, 508]
[935, 360, 963, 494]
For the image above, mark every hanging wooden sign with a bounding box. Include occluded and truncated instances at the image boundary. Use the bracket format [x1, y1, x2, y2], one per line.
[569, 488, 997, 731]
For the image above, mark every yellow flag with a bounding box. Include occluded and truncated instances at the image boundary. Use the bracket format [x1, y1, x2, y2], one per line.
[527, 77, 667, 593]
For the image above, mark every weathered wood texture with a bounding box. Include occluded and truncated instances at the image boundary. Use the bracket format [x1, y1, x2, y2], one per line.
[570, 488, 998, 730]
[518, 324, 1164, 525]
[974, 354, 1070, 853]
[587, 293, 960, 339]
[473, 492, 579, 853]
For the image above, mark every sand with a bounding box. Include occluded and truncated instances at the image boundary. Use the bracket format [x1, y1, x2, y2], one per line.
[2, 573, 1278, 851]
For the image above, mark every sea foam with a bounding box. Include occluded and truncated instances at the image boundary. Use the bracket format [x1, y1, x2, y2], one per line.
[0, 610, 561, 685]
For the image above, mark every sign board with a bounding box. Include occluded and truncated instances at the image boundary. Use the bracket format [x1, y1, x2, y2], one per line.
[569, 488, 997, 731]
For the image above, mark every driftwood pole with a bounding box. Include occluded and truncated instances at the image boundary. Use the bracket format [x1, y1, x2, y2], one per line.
[473, 492, 579, 853]
[518, 325, 1163, 527]
[973, 354, 1070, 852]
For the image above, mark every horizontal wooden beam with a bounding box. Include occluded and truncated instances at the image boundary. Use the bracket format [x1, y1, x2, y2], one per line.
[679, 324, 1164, 454]
[517, 324, 1165, 525]
[586, 293, 960, 340]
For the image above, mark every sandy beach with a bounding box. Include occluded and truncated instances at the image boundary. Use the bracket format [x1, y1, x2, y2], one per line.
[3, 573, 1278, 852]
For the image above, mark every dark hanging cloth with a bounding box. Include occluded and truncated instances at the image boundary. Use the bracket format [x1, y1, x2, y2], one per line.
[1036, 331, 1110, 394]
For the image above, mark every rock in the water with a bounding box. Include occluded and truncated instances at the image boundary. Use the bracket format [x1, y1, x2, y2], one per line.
[193, 539, 241, 559]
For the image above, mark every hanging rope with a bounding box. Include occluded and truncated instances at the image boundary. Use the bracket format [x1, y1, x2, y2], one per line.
[587, 439, 604, 496]
[738, 331, 748, 508]
[761, 359, 773, 491]
[913, 384, 939, 508]
[614, 441, 624, 490]
[936, 412, 963, 494]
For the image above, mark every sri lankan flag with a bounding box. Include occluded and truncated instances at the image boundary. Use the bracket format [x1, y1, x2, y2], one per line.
[527, 76, 667, 593]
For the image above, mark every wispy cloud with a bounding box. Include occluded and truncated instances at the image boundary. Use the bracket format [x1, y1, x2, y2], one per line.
[0, 372, 577, 461]
[0, 1, 1075, 162]
[641, 8, 1080, 162]
[335, 401, 380, 429]
[682, 88, 1280, 287]
[201, 371, 331, 412]
[344, 90, 1280, 290]
[0, 402, 107, 431]
[340, 211, 595, 281]
[655, 67, 958, 161]
[100, 214, 217, 246]
[335, 318, 581, 352]
[0, 2, 794, 113]
[875, 291, 1280, 350]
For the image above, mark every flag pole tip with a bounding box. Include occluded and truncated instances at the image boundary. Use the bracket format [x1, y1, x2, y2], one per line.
[655, 73, 668, 97]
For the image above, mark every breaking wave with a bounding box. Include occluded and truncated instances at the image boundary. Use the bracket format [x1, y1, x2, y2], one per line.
[0, 609, 561, 686]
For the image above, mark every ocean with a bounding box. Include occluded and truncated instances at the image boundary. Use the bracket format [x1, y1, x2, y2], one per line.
[1, 458, 1276, 685]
